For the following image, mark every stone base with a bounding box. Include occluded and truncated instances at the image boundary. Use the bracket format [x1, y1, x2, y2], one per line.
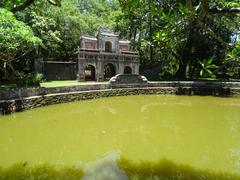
[109, 74, 148, 88]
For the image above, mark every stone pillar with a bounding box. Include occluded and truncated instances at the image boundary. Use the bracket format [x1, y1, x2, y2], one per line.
[95, 61, 100, 82]
[77, 54, 85, 82]
[118, 55, 124, 74]
[34, 45, 44, 75]
[95, 57, 99, 81]
[134, 63, 140, 74]
[34, 57, 43, 74]
[115, 63, 119, 75]
[97, 59, 104, 81]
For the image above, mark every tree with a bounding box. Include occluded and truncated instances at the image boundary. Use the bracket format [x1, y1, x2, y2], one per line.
[171, 0, 240, 79]
[22, 0, 121, 60]
[0, 8, 42, 79]
[2, 0, 61, 12]
[118, 0, 240, 80]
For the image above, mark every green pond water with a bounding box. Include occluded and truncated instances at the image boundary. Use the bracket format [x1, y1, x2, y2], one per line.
[0, 95, 240, 178]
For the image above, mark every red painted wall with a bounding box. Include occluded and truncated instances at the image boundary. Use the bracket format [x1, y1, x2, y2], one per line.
[83, 41, 97, 49]
[119, 44, 129, 51]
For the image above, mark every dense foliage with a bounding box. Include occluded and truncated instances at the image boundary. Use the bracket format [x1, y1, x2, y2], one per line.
[23, 0, 121, 60]
[0, 0, 240, 83]
[117, 0, 240, 80]
[0, 8, 41, 81]
[1, 0, 121, 84]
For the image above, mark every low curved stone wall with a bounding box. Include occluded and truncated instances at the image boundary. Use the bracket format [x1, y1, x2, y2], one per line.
[0, 88, 173, 114]
[1, 81, 240, 101]
[0, 84, 110, 101]
[1, 81, 240, 114]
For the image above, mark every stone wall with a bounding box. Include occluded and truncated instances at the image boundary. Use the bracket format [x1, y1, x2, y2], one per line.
[1, 85, 240, 114]
[0, 84, 110, 101]
[0, 88, 175, 114]
[148, 81, 240, 88]
[43, 61, 77, 80]
[140, 63, 162, 81]
[1, 81, 240, 114]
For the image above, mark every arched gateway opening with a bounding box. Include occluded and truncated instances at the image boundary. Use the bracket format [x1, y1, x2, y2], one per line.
[84, 65, 95, 81]
[104, 63, 116, 80]
[124, 66, 132, 74]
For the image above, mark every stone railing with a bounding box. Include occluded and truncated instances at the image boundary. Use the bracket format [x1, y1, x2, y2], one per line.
[1, 81, 240, 101]
[78, 49, 139, 62]
[148, 81, 240, 88]
[1, 81, 240, 114]
[0, 84, 110, 101]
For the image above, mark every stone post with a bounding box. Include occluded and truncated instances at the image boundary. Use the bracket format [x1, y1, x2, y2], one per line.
[77, 52, 85, 82]
[34, 45, 44, 75]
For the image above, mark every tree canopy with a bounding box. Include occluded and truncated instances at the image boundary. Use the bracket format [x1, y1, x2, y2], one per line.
[0, 8, 42, 78]
[0, 0, 240, 83]
[117, 0, 240, 79]
[0, 0, 121, 82]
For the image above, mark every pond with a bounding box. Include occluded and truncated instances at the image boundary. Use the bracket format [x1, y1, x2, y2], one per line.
[0, 95, 240, 179]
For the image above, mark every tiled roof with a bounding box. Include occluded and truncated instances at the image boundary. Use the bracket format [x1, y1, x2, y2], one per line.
[119, 40, 130, 44]
[81, 35, 97, 41]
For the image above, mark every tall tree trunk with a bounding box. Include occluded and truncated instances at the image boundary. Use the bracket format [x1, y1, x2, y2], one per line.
[148, 0, 153, 63]
[175, 29, 194, 79]
[175, 61, 187, 79]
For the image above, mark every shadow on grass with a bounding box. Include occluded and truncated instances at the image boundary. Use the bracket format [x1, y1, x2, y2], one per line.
[118, 158, 240, 180]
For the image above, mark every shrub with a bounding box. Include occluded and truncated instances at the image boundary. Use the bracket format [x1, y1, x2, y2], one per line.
[15, 72, 43, 87]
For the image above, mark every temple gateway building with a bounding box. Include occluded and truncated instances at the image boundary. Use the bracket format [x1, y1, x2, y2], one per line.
[77, 29, 140, 81]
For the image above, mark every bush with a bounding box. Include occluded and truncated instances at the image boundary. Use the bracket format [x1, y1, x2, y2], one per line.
[15, 72, 43, 87]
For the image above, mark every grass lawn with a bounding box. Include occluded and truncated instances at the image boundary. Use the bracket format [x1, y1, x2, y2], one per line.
[0, 81, 108, 92]
[40, 80, 108, 87]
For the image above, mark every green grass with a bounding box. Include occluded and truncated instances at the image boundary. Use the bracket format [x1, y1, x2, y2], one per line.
[40, 81, 108, 87]
[0, 81, 108, 92]
[0, 81, 107, 91]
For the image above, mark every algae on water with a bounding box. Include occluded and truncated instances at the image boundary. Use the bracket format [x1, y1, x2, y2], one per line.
[0, 163, 83, 180]
[1, 158, 240, 180]
[0, 95, 240, 177]
[118, 158, 240, 180]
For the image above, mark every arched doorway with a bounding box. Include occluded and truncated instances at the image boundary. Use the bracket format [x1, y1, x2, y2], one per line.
[124, 66, 132, 74]
[105, 41, 112, 52]
[104, 63, 116, 80]
[84, 65, 95, 81]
